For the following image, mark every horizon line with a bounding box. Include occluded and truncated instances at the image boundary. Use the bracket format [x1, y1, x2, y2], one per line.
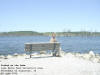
[0, 30, 100, 33]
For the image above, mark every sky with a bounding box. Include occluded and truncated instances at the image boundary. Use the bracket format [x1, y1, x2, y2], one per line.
[0, 0, 100, 32]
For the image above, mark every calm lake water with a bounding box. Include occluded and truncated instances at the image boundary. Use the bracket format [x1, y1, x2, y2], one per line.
[0, 36, 100, 55]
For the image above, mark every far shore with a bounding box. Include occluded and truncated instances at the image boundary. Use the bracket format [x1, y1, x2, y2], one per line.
[0, 31, 100, 37]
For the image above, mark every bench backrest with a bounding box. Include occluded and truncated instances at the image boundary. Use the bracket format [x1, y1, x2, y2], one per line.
[25, 42, 60, 51]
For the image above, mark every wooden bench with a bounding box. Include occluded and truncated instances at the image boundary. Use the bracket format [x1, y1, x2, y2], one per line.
[25, 42, 61, 58]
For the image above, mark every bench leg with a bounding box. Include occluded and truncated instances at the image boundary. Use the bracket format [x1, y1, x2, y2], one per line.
[53, 53, 56, 56]
[56, 47, 61, 57]
[30, 51, 32, 58]
[30, 54, 31, 58]
[52, 50, 57, 56]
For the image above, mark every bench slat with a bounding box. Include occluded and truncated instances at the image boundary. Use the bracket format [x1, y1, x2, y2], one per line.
[24, 42, 61, 57]
[25, 42, 60, 51]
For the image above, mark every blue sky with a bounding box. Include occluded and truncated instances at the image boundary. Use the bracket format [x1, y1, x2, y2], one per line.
[0, 0, 100, 32]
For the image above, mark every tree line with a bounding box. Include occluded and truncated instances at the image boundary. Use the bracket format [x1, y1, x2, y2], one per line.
[0, 31, 100, 36]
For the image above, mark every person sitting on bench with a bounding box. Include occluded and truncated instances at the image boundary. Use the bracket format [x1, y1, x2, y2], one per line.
[50, 32, 57, 43]
[50, 32, 58, 56]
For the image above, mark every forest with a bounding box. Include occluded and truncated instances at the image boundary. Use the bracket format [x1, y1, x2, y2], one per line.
[0, 31, 100, 36]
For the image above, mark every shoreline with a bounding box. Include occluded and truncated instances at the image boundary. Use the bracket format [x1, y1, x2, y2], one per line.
[0, 51, 100, 75]
[0, 51, 100, 63]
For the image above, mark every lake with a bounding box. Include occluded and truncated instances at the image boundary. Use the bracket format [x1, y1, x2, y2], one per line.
[0, 36, 100, 55]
